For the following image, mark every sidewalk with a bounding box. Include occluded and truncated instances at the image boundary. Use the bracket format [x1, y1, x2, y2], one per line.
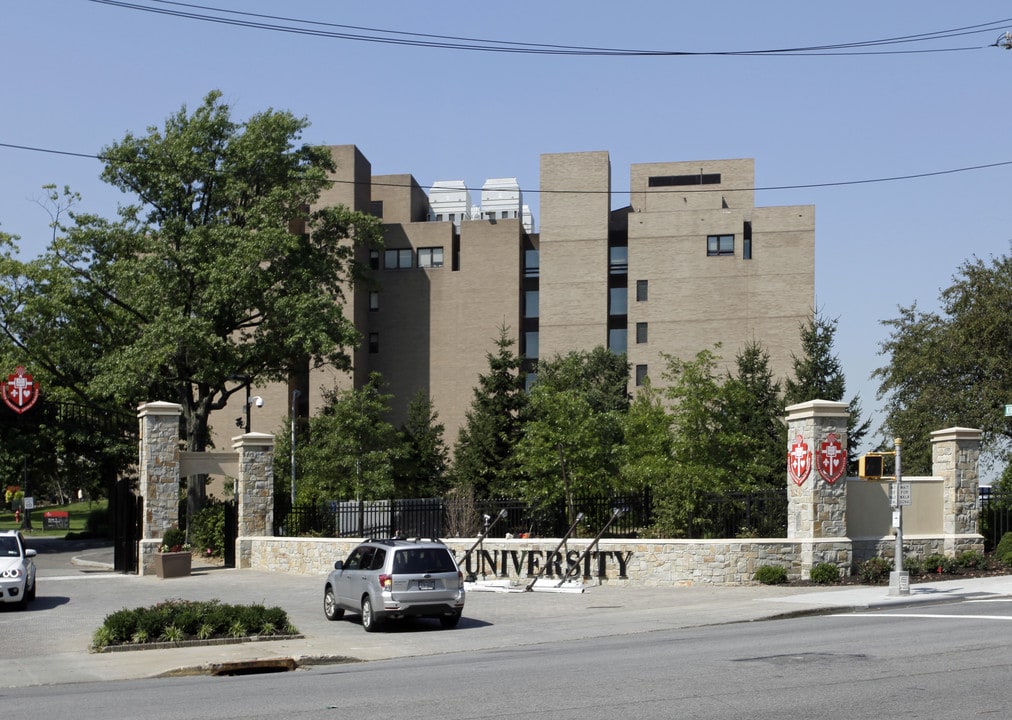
[4, 548, 1010, 688]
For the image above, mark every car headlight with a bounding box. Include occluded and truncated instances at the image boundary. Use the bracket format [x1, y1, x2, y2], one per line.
[1, 568, 23, 579]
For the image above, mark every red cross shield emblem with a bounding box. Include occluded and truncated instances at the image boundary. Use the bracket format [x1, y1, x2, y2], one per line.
[3, 366, 39, 415]
[817, 432, 846, 484]
[787, 433, 812, 486]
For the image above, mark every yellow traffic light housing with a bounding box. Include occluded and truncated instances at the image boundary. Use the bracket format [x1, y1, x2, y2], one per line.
[858, 453, 884, 480]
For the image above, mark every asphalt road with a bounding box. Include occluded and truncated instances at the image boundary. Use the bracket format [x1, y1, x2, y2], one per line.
[6, 603, 1012, 720]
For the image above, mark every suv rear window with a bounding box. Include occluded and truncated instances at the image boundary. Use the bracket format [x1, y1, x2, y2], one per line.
[393, 548, 457, 574]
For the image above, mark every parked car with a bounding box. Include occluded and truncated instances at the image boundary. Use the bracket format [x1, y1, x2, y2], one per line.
[0, 530, 37, 609]
[324, 538, 465, 632]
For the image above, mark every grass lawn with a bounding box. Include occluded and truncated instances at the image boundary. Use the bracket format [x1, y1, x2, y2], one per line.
[0, 498, 108, 536]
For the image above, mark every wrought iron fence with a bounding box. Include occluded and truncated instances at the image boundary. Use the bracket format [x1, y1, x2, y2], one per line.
[274, 488, 787, 541]
[979, 486, 1012, 551]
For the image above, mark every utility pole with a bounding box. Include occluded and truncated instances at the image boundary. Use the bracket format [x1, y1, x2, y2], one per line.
[888, 438, 909, 596]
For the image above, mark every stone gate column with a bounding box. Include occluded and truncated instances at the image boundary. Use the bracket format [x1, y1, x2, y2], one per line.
[234, 432, 275, 568]
[930, 427, 984, 555]
[785, 400, 852, 579]
[137, 401, 183, 575]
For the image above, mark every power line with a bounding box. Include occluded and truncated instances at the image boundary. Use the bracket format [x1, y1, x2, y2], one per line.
[2, 140, 1011, 196]
[87, 0, 1011, 57]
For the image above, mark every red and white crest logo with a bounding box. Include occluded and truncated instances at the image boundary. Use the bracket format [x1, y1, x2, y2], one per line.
[817, 432, 846, 484]
[3, 366, 39, 415]
[787, 433, 812, 486]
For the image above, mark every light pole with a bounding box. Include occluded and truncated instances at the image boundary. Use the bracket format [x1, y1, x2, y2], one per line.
[889, 437, 909, 596]
[290, 389, 301, 507]
[248, 395, 263, 433]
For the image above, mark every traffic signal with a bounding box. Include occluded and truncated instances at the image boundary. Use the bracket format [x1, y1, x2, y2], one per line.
[858, 453, 884, 480]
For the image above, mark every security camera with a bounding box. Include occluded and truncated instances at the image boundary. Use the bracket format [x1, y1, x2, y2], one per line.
[250, 396, 264, 408]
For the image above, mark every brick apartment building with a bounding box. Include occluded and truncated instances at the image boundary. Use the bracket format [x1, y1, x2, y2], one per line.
[215, 145, 814, 450]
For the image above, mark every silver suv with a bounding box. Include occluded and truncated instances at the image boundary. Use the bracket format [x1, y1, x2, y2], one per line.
[324, 538, 465, 632]
[0, 530, 37, 609]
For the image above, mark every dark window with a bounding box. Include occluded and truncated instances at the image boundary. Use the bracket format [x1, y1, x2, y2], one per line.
[525, 290, 539, 318]
[369, 548, 386, 571]
[636, 279, 648, 302]
[609, 287, 628, 316]
[369, 291, 379, 311]
[384, 249, 413, 269]
[368, 333, 379, 354]
[635, 365, 648, 386]
[369, 250, 380, 271]
[369, 200, 384, 218]
[608, 328, 627, 354]
[707, 235, 734, 256]
[524, 249, 540, 278]
[649, 173, 721, 187]
[636, 322, 648, 344]
[525, 331, 539, 359]
[609, 245, 628, 275]
[743, 221, 752, 260]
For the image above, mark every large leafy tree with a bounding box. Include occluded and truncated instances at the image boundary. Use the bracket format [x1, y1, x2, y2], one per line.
[785, 311, 872, 470]
[875, 251, 1012, 475]
[298, 374, 404, 501]
[0, 92, 381, 510]
[451, 326, 527, 497]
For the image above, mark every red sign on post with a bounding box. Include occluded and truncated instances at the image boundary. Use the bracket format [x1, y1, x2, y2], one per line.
[787, 433, 812, 486]
[817, 432, 846, 484]
[3, 366, 39, 414]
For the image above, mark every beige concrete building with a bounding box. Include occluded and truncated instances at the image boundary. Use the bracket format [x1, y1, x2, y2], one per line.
[215, 146, 814, 450]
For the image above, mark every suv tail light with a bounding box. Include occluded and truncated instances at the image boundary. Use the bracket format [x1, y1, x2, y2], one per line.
[457, 570, 463, 589]
[379, 574, 392, 590]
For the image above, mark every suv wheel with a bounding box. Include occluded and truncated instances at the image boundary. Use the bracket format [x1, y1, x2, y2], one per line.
[439, 612, 461, 629]
[361, 596, 382, 632]
[323, 586, 344, 621]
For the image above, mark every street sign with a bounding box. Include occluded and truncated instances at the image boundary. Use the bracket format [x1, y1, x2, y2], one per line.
[1006, 404, 1012, 417]
[890, 482, 912, 507]
[23, 496, 35, 510]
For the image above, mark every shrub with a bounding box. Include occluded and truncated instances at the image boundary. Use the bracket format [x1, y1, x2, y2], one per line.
[161, 527, 188, 552]
[857, 556, 892, 584]
[91, 599, 297, 650]
[754, 565, 788, 585]
[904, 555, 925, 577]
[85, 507, 111, 537]
[955, 549, 986, 569]
[922, 553, 956, 574]
[996, 532, 1012, 566]
[190, 501, 226, 557]
[810, 562, 841, 584]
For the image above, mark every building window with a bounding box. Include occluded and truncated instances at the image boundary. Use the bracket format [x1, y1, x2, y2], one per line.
[368, 333, 379, 354]
[418, 247, 444, 268]
[369, 291, 379, 311]
[525, 290, 539, 319]
[609, 287, 628, 316]
[706, 234, 734, 256]
[369, 200, 384, 218]
[608, 328, 627, 354]
[384, 248, 413, 269]
[636, 322, 648, 344]
[636, 279, 648, 302]
[609, 246, 628, 275]
[436, 214, 444, 222]
[369, 250, 380, 270]
[743, 221, 752, 260]
[524, 249, 540, 278]
[524, 331, 539, 359]
[635, 364, 648, 386]
[649, 173, 721, 187]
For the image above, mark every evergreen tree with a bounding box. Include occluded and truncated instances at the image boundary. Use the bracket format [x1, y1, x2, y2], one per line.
[451, 326, 527, 497]
[785, 312, 872, 470]
[397, 389, 449, 498]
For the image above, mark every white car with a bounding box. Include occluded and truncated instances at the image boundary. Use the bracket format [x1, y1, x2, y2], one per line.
[0, 530, 37, 609]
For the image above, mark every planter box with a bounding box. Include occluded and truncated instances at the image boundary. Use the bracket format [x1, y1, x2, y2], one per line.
[154, 551, 192, 579]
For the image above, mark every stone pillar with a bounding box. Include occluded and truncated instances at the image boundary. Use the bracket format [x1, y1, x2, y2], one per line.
[137, 401, 183, 575]
[785, 400, 852, 579]
[930, 427, 984, 555]
[234, 432, 275, 568]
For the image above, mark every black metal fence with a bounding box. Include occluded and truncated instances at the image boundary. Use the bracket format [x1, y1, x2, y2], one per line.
[979, 486, 1012, 551]
[274, 488, 788, 541]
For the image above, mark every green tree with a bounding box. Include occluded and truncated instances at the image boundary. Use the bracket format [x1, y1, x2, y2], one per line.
[0, 92, 381, 516]
[875, 251, 1012, 474]
[617, 381, 673, 494]
[451, 326, 527, 497]
[721, 340, 785, 491]
[299, 374, 404, 501]
[656, 347, 731, 537]
[396, 390, 449, 498]
[534, 347, 630, 414]
[785, 311, 872, 469]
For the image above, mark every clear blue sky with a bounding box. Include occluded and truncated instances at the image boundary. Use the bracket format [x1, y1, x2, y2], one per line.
[3, 1, 1011, 455]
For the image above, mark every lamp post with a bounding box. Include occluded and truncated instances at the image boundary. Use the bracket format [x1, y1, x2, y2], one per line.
[291, 389, 301, 507]
[889, 437, 910, 596]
